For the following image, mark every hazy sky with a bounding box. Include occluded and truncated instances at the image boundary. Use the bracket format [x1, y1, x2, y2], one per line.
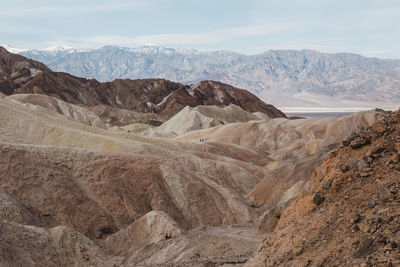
[1, 0, 399, 58]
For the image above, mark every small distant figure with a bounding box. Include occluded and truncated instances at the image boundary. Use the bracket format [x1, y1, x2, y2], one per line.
[199, 138, 205, 143]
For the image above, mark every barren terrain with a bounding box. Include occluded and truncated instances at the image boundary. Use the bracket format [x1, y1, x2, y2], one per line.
[0, 47, 398, 266]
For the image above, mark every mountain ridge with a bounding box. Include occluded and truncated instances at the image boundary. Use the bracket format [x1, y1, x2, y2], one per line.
[0, 46, 285, 120]
[16, 45, 400, 108]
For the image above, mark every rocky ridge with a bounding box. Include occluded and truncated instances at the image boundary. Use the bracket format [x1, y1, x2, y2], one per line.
[246, 110, 400, 266]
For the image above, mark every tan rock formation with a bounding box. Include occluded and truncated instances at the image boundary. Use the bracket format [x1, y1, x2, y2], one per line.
[8, 94, 106, 128]
[0, 221, 120, 267]
[125, 224, 265, 266]
[104, 210, 183, 257]
[127, 104, 271, 138]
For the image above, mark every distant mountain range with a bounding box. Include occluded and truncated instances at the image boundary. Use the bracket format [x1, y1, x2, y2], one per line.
[7, 44, 400, 108]
[0, 46, 284, 119]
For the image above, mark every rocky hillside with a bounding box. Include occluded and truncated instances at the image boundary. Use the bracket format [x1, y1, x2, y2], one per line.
[0, 85, 388, 266]
[247, 110, 400, 266]
[0, 94, 270, 266]
[19, 45, 400, 108]
[0, 46, 285, 119]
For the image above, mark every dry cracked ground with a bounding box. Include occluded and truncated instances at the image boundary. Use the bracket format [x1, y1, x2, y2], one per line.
[1, 47, 399, 266]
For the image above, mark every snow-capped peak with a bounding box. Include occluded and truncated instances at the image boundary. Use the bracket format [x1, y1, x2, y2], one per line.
[175, 47, 199, 55]
[1, 44, 28, 53]
[27, 45, 92, 55]
[1, 43, 89, 55]
[128, 45, 173, 55]
[125, 45, 200, 56]
[43, 44, 77, 52]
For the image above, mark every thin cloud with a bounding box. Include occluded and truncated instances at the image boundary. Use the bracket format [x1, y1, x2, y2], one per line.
[0, 3, 147, 16]
[79, 22, 300, 47]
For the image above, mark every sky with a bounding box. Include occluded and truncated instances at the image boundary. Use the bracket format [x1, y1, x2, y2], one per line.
[1, 0, 399, 58]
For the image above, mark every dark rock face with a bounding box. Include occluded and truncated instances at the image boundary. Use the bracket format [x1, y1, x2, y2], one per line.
[0, 46, 286, 119]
